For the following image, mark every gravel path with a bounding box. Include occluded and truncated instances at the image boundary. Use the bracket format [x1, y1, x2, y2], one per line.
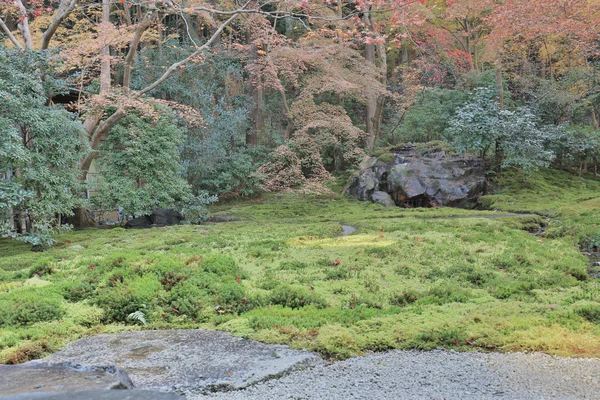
[191, 350, 600, 400]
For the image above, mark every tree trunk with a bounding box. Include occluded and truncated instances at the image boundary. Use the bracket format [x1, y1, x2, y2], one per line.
[99, 0, 111, 93]
[248, 84, 264, 145]
[247, 32, 264, 146]
[592, 108, 599, 130]
[363, 11, 383, 152]
[279, 88, 293, 140]
[41, 0, 78, 50]
[495, 59, 504, 171]
[495, 59, 504, 109]
[123, 9, 156, 95]
[364, 46, 376, 145]
[14, 0, 33, 49]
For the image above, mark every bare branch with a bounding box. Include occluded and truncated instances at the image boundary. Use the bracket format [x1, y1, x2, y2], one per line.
[41, 0, 79, 50]
[135, 13, 238, 98]
[80, 108, 127, 180]
[13, 0, 33, 49]
[123, 8, 157, 94]
[0, 18, 23, 49]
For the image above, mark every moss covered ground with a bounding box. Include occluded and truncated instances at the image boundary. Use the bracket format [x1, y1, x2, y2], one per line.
[2, 168, 600, 362]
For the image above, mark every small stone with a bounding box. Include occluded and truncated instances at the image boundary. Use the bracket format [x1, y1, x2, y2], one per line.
[67, 244, 85, 251]
[23, 276, 52, 287]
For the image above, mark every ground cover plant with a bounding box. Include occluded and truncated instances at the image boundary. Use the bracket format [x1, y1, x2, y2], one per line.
[2, 170, 600, 363]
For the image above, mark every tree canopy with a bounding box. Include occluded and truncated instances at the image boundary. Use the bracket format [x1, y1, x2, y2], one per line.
[1, 0, 600, 246]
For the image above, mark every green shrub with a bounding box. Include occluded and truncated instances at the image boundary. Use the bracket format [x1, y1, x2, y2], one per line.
[61, 280, 96, 302]
[94, 275, 161, 323]
[324, 268, 349, 280]
[269, 285, 327, 309]
[492, 280, 539, 300]
[576, 304, 600, 323]
[200, 254, 247, 278]
[166, 276, 213, 320]
[376, 153, 394, 163]
[0, 287, 65, 326]
[28, 258, 56, 277]
[279, 261, 309, 270]
[417, 283, 471, 305]
[389, 289, 422, 306]
[215, 282, 258, 314]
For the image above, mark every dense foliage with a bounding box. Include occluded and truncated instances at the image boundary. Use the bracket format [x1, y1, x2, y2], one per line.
[0, 0, 598, 247]
[91, 109, 192, 217]
[0, 47, 87, 248]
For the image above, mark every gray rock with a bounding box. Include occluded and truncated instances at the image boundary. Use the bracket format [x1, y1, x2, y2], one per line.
[39, 330, 322, 396]
[125, 209, 184, 229]
[124, 215, 152, 229]
[67, 244, 85, 251]
[340, 225, 357, 236]
[149, 209, 184, 227]
[369, 191, 395, 208]
[2, 390, 181, 400]
[347, 144, 487, 208]
[0, 363, 132, 397]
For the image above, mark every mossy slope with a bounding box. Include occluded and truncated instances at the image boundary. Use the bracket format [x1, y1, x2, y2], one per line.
[1, 169, 600, 361]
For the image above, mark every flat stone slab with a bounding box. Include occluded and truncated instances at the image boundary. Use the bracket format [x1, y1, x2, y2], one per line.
[39, 330, 322, 396]
[0, 363, 132, 396]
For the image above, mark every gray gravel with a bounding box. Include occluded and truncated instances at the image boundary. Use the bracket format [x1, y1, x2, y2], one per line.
[191, 350, 600, 400]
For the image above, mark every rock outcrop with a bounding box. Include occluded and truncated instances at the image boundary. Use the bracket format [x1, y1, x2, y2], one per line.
[347, 144, 487, 208]
[125, 209, 184, 229]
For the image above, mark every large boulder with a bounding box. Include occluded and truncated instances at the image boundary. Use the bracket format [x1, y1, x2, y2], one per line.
[347, 144, 487, 208]
[149, 209, 184, 227]
[124, 209, 183, 229]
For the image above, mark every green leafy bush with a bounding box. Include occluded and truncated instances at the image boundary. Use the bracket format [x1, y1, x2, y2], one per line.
[94, 275, 161, 323]
[391, 88, 469, 144]
[445, 86, 557, 171]
[90, 108, 194, 218]
[61, 280, 96, 302]
[269, 285, 327, 309]
[389, 289, 422, 306]
[576, 304, 600, 324]
[167, 277, 212, 320]
[0, 47, 87, 250]
[28, 258, 56, 277]
[0, 287, 65, 326]
[215, 282, 257, 314]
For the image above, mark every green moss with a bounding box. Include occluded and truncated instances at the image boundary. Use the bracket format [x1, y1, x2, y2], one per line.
[377, 153, 394, 163]
[1, 168, 600, 361]
[0, 287, 65, 327]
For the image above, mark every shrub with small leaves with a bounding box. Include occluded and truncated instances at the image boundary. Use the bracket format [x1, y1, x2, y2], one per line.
[0, 287, 65, 327]
[268, 285, 326, 309]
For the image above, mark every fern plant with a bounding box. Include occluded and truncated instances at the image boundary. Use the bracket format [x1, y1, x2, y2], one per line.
[126, 310, 147, 325]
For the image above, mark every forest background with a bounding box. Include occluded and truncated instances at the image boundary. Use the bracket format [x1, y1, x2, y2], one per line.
[1, 0, 600, 246]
